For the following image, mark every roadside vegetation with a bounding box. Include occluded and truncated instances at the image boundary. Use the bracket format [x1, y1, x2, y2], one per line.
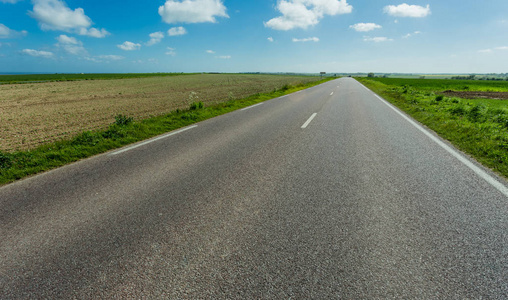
[357, 77, 508, 179]
[0, 76, 333, 185]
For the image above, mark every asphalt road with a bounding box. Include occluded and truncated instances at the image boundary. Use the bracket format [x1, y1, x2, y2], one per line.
[1, 78, 507, 298]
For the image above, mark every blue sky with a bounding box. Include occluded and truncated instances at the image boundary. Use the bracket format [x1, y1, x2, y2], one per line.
[0, 0, 507, 74]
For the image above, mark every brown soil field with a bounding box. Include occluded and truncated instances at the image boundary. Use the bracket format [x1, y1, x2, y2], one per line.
[0, 74, 320, 151]
[442, 90, 508, 100]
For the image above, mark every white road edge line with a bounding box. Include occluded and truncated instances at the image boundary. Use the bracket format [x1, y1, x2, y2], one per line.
[301, 113, 317, 129]
[241, 103, 263, 111]
[110, 125, 198, 156]
[361, 84, 508, 198]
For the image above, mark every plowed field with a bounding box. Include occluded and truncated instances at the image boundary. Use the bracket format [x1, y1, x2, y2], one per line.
[0, 74, 319, 151]
[441, 90, 508, 100]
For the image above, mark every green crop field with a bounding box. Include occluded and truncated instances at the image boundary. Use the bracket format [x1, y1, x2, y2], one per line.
[364, 77, 508, 92]
[357, 77, 508, 179]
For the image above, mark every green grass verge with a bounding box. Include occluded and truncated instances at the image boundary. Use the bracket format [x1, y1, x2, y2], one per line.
[357, 77, 508, 179]
[0, 77, 334, 185]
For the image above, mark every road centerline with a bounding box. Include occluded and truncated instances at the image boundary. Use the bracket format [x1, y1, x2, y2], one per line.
[301, 113, 317, 129]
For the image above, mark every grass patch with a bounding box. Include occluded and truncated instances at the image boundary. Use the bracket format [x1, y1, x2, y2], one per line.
[0, 77, 334, 185]
[357, 77, 508, 179]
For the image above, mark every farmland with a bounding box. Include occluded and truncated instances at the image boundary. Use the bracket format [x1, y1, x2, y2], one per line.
[363, 77, 508, 92]
[0, 73, 320, 151]
[357, 77, 508, 178]
[0, 72, 194, 84]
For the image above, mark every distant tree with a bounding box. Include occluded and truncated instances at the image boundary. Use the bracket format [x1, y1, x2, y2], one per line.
[367, 72, 375, 78]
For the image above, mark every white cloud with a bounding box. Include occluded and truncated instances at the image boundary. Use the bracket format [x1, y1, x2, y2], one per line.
[384, 3, 430, 18]
[0, 23, 27, 38]
[22, 48, 54, 58]
[98, 55, 124, 60]
[168, 26, 187, 36]
[29, 0, 109, 38]
[0, 0, 23, 3]
[118, 41, 141, 51]
[292, 37, 319, 42]
[216, 55, 231, 59]
[166, 47, 177, 56]
[363, 36, 393, 42]
[267, 37, 274, 42]
[146, 31, 164, 46]
[479, 46, 508, 54]
[84, 55, 125, 63]
[265, 0, 352, 31]
[159, 0, 228, 24]
[350, 23, 381, 32]
[30, 0, 91, 30]
[0, 24, 9, 37]
[266, 1, 319, 30]
[402, 31, 422, 38]
[56, 34, 88, 55]
[206, 49, 215, 54]
[83, 56, 99, 62]
[79, 27, 109, 38]
[56, 34, 77, 44]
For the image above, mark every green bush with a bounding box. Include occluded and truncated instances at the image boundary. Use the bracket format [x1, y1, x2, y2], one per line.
[450, 105, 466, 116]
[189, 102, 204, 110]
[114, 114, 133, 126]
[468, 105, 484, 122]
[0, 152, 12, 169]
[103, 124, 127, 139]
[280, 84, 291, 91]
[494, 114, 508, 129]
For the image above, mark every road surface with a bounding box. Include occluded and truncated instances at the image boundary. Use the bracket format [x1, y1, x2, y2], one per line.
[1, 78, 507, 298]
